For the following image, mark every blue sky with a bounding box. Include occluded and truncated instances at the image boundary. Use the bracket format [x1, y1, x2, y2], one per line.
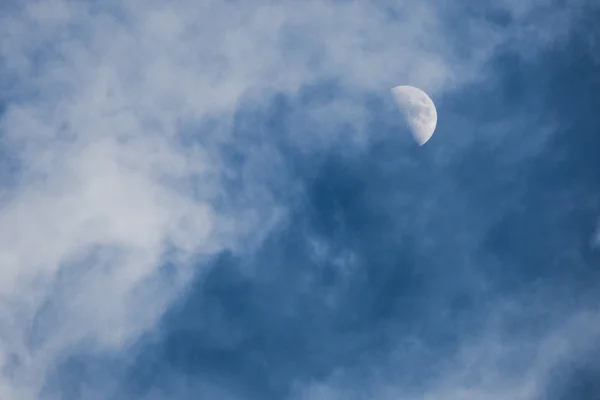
[0, 0, 599, 399]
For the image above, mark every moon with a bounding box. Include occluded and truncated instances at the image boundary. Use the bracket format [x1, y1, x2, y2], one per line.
[390, 85, 437, 146]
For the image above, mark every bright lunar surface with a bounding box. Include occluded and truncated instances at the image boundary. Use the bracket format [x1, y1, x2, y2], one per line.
[391, 85, 438, 145]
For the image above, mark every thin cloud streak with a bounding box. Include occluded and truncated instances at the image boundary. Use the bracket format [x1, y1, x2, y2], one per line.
[290, 307, 600, 400]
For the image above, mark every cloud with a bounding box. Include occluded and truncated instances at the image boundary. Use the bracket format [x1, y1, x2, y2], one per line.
[289, 305, 600, 400]
[0, 0, 595, 399]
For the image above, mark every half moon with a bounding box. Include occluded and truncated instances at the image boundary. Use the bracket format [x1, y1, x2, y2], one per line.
[390, 85, 437, 146]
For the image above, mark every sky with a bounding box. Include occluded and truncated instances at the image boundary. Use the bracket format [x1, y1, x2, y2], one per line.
[0, 0, 599, 399]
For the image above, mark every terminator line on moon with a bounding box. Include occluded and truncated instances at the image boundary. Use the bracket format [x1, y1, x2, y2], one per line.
[391, 85, 438, 145]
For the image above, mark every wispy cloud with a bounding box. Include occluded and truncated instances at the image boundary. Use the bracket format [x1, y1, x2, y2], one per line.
[0, 0, 595, 399]
[290, 306, 600, 400]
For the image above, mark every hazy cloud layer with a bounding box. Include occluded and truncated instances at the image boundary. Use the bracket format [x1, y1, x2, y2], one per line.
[0, 0, 598, 399]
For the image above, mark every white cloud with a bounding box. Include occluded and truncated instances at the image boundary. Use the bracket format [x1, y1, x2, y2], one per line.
[0, 0, 592, 398]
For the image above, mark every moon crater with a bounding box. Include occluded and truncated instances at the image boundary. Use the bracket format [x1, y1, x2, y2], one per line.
[391, 85, 438, 146]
